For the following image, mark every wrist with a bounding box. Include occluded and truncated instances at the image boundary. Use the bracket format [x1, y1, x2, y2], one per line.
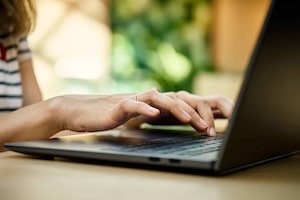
[46, 96, 67, 133]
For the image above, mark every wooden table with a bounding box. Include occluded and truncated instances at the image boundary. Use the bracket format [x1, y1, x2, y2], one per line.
[1, 151, 299, 200]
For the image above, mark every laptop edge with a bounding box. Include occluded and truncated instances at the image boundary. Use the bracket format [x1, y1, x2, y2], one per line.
[4, 0, 300, 175]
[216, 0, 300, 174]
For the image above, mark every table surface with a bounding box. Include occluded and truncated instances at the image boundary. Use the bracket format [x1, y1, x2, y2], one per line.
[1, 150, 300, 200]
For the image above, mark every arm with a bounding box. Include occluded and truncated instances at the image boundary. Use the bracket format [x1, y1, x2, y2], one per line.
[19, 58, 42, 105]
[0, 93, 160, 151]
[0, 89, 233, 151]
[0, 99, 60, 151]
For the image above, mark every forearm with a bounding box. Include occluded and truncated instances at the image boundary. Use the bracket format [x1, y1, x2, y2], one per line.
[0, 93, 136, 151]
[0, 91, 234, 151]
[19, 59, 43, 106]
[0, 98, 62, 151]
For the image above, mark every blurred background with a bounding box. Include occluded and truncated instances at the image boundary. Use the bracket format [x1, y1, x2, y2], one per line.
[29, 0, 270, 101]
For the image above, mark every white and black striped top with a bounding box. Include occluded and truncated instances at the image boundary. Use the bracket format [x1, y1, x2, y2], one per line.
[0, 33, 32, 114]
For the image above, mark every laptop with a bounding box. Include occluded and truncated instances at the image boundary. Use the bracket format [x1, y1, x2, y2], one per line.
[4, 0, 300, 175]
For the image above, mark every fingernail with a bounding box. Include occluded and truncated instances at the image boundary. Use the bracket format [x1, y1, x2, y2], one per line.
[208, 127, 216, 137]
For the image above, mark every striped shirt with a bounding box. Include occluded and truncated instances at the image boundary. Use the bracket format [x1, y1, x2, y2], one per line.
[0, 33, 32, 114]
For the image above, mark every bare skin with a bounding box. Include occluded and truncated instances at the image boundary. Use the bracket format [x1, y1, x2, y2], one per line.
[0, 88, 233, 152]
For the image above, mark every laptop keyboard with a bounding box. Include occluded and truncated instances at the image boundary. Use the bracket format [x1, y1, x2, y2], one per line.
[112, 134, 224, 157]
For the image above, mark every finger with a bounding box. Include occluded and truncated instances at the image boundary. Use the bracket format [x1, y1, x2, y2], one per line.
[138, 89, 192, 123]
[212, 109, 226, 118]
[165, 92, 210, 132]
[196, 100, 216, 136]
[175, 91, 234, 118]
[170, 91, 216, 135]
[172, 91, 234, 136]
[206, 96, 234, 118]
[110, 99, 160, 124]
[139, 89, 209, 132]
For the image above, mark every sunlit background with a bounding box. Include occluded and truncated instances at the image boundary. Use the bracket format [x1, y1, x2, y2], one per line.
[110, 0, 212, 92]
[29, 0, 111, 98]
[29, 0, 270, 100]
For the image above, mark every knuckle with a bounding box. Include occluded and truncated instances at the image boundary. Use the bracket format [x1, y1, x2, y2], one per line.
[176, 90, 188, 97]
[167, 92, 177, 98]
[186, 109, 198, 117]
[170, 99, 180, 108]
[213, 95, 233, 106]
[119, 99, 131, 107]
[147, 88, 160, 97]
[199, 99, 210, 106]
[147, 90, 160, 102]
[212, 95, 227, 102]
[215, 95, 226, 101]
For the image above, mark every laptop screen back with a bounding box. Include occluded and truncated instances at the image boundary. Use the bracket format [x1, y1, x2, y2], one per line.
[217, 0, 300, 173]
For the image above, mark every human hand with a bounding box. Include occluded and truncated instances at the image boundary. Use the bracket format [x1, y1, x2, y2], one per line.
[130, 89, 233, 136]
[57, 89, 233, 136]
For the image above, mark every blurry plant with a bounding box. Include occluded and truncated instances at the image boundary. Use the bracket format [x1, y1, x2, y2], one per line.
[110, 0, 212, 92]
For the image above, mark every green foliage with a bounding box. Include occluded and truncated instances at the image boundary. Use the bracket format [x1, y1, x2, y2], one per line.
[110, 0, 213, 92]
